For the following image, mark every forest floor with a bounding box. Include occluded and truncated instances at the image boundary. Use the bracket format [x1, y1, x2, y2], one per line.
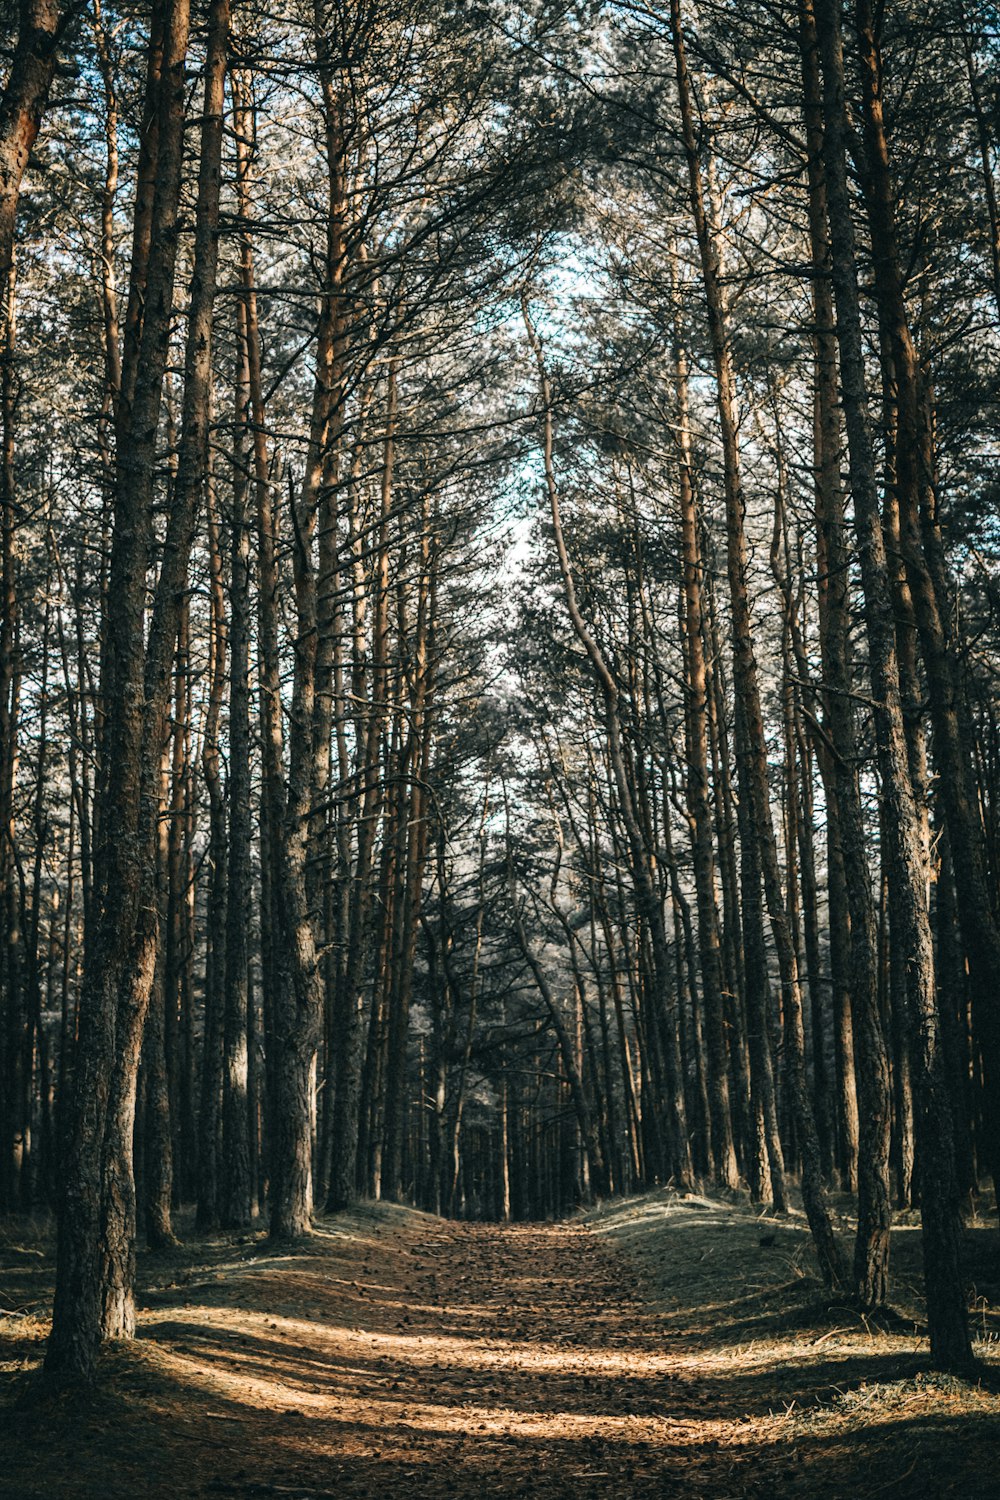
[1, 1190, 999, 1499]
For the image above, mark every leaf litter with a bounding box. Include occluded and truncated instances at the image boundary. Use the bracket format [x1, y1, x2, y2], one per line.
[1, 1190, 998, 1498]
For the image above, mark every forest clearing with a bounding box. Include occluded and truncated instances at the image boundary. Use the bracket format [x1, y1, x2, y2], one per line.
[3, 1190, 998, 1499]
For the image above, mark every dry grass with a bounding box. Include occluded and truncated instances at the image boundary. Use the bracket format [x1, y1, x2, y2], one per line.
[584, 1190, 1000, 1496]
[0, 1191, 997, 1498]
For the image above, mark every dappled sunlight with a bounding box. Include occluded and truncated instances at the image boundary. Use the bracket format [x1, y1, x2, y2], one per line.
[143, 1303, 692, 1377]
[4, 1194, 999, 1498]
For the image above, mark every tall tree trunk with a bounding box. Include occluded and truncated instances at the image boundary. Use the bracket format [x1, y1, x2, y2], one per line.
[47, 0, 235, 1374]
[0, 0, 66, 1217]
[0, 0, 65, 290]
[143, 744, 176, 1249]
[221, 288, 254, 1230]
[853, 0, 1000, 1214]
[0, 256, 24, 1217]
[672, 294, 738, 1190]
[326, 360, 396, 1212]
[197, 478, 227, 1230]
[230, 60, 282, 1218]
[814, 0, 973, 1370]
[671, 0, 842, 1285]
[798, 0, 892, 1308]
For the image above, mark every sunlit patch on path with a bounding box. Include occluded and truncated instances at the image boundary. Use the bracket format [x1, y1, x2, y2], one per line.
[2, 1193, 999, 1498]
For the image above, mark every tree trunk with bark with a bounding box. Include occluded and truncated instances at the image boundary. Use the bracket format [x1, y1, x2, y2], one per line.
[671, 0, 842, 1285]
[798, 0, 892, 1310]
[814, 0, 973, 1371]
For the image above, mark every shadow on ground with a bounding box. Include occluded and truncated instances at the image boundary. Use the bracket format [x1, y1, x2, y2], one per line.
[1, 1194, 998, 1498]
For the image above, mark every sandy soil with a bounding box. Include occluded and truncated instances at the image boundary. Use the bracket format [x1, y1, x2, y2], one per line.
[1, 1192, 999, 1498]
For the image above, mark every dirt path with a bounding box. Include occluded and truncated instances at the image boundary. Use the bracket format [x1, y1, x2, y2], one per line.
[3, 1196, 999, 1498]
